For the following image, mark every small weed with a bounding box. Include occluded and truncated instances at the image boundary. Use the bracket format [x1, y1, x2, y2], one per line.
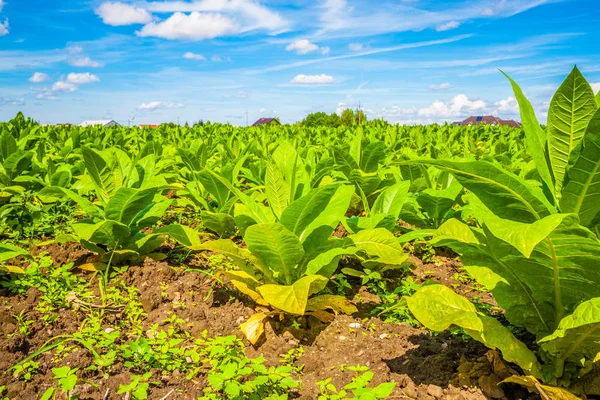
[317, 365, 395, 399]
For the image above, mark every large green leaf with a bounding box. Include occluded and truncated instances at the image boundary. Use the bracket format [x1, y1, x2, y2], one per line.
[437, 216, 600, 337]
[72, 220, 131, 248]
[345, 228, 407, 266]
[304, 245, 359, 277]
[192, 239, 258, 278]
[407, 284, 543, 378]
[154, 224, 202, 247]
[200, 211, 236, 238]
[265, 163, 290, 218]
[371, 181, 410, 217]
[560, 108, 600, 226]
[539, 298, 600, 374]
[198, 169, 230, 207]
[502, 71, 555, 196]
[280, 185, 339, 241]
[300, 185, 354, 250]
[244, 223, 305, 285]
[104, 187, 157, 226]
[596, 90, 600, 108]
[81, 147, 116, 202]
[0, 130, 17, 163]
[257, 275, 328, 315]
[412, 160, 554, 223]
[547, 66, 597, 199]
[360, 141, 386, 173]
[467, 194, 572, 257]
[0, 243, 32, 262]
[54, 188, 102, 219]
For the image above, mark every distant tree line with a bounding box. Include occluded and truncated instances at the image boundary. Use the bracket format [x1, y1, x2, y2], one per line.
[301, 108, 368, 127]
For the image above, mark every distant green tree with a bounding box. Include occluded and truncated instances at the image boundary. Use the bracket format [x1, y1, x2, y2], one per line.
[303, 112, 341, 127]
[325, 112, 341, 127]
[340, 109, 355, 126]
[303, 112, 328, 127]
[355, 110, 367, 125]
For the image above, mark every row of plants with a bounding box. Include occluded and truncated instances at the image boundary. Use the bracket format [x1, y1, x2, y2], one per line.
[1, 66, 600, 398]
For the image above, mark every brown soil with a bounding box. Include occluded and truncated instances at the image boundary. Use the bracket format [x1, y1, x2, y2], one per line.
[0, 246, 537, 400]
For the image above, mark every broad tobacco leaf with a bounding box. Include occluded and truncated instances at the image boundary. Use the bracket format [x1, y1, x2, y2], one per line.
[306, 294, 358, 315]
[503, 376, 582, 400]
[411, 159, 554, 223]
[548, 66, 597, 199]
[539, 298, 600, 368]
[257, 275, 328, 315]
[561, 108, 600, 226]
[245, 223, 305, 285]
[431, 215, 600, 338]
[225, 270, 269, 306]
[407, 284, 543, 378]
[345, 228, 408, 266]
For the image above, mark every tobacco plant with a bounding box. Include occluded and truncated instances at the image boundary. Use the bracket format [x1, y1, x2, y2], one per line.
[194, 184, 407, 343]
[405, 66, 600, 398]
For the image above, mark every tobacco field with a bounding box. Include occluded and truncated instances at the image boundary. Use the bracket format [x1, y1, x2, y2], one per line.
[1, 67, 600, 400]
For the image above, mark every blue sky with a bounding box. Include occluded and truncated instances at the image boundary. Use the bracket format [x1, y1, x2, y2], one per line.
[0, 0, 599, 125]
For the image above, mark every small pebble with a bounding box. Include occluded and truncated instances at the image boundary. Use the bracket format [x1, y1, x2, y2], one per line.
[379, 333, 388, 339]
[338, 335, 348, 341]
[104, 328, 115, 334]
[349, 322, 361, 329]
[235, 316, 245, 324]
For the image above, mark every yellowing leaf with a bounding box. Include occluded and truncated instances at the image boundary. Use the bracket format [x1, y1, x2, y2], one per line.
[147, 253, 168, 261]
[240, 312, 269, 345]
[503, 376, 582, 400]
[257, 275, 328, 315]
[226, 271, 269, 307]
[306, 294, 358, 315]
[0, 265, 25, 274]
[306, 310, 335, 323]
[77, 262, 107, 272]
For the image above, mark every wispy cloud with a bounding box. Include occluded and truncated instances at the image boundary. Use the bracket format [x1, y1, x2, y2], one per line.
[314, 0, 559, 39]
[290, 74, 335, 85]
[248, 34, 473, 74]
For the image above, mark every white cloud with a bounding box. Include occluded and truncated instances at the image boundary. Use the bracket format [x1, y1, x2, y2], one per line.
[183, 52, 206, 60]
[95, 2, 153, 26]
[320, 46, 331, 55]
[496, 96, 519, 114]
[137, 12, 239, 40]
[137, 101, 184, 111]
[318, 0, 550, 39]
[348, 43, 363, 52]
[259, 107, 267, 113]
[290, 74, 335, 85]
[29, 72, 49, 83]
[418, 94, 486, 119]
[67, 45, 83, 54]
[66, 72, 100, 84]
[436, 21, 460, 32]
[592, 83, 600, 94]
[429, 83, 452, 91]
[69, 57, 104, 68]
[223, 91, 248, 99]
[0, 0, 4, 12]
[52, 81, 78, 93]
[35, 93, 60, 101]
[286, 39, 319, 55]
[144, 0, 288, 33]
[211, 55, 231, 62]
[0, 19, 8, 36]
